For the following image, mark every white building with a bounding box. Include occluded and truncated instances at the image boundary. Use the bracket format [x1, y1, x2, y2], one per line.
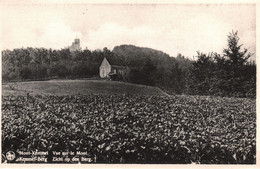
[99, 57, 127, 78]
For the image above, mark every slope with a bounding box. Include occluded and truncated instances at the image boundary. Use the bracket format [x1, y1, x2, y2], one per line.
[2, 79, 168, 96]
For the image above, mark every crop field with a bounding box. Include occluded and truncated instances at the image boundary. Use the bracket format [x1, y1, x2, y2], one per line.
[1, 80, 256, 164]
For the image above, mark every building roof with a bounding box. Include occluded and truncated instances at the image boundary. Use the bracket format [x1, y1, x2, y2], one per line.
[106, 57, 127, 67]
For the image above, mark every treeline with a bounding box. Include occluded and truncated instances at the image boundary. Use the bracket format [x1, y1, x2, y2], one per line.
[2, 31, 256, 98]
[2, 45, 191, 95]
[2, 48, 108, 81]
[186, 31, 256, 98]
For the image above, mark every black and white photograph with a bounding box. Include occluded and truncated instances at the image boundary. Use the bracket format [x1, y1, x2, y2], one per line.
[0, 0, 257, 166]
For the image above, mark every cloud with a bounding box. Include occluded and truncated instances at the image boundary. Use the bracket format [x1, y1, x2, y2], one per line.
[84, 20, 231, 58]
[39, 22, 82, 49]
[1, 4, 255, 60]
[1, 21, 82, 50]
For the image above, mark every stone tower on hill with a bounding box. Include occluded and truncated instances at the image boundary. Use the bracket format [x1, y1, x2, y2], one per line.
[69, 38, 81, 52]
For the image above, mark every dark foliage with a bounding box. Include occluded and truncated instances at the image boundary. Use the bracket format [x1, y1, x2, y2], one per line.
[113, 45, 191, 93]
[186, 31, 256, 98]
[2, 31, 256, 98]
[2, 46, 190, 95]
[2, 94, 256, 164]
[2, 48, 108, 81]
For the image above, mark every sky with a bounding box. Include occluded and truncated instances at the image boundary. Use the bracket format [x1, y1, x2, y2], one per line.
[0, 2, 256, 60]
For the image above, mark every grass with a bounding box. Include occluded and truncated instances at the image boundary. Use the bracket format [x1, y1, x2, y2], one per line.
[2, 79, 167, 96]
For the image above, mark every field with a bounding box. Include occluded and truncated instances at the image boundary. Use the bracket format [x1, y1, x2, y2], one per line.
[2, 79, 167, 96]
[1, 80, 256, 164]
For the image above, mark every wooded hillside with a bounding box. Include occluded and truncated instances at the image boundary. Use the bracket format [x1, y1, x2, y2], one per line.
[2, 31, 255, 98]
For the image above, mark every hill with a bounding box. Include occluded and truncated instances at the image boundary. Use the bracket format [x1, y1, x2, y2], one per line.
[112, 45, 191, 93]
[113, 45, 191, 69]
[113, 45, 172, 60]
[2, 79, 168, 96]
[113, 45, 175, 69]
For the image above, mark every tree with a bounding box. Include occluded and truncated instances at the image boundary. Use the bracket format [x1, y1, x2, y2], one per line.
[186, 52, 215, 95]
[20, 66, 32, 79]
[141, 59, 157, 86]
[223, 30, 252, 68]
[186, 31, 256, 98]
[221, 30, 255, 97]
[127, 59, 157, 86]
